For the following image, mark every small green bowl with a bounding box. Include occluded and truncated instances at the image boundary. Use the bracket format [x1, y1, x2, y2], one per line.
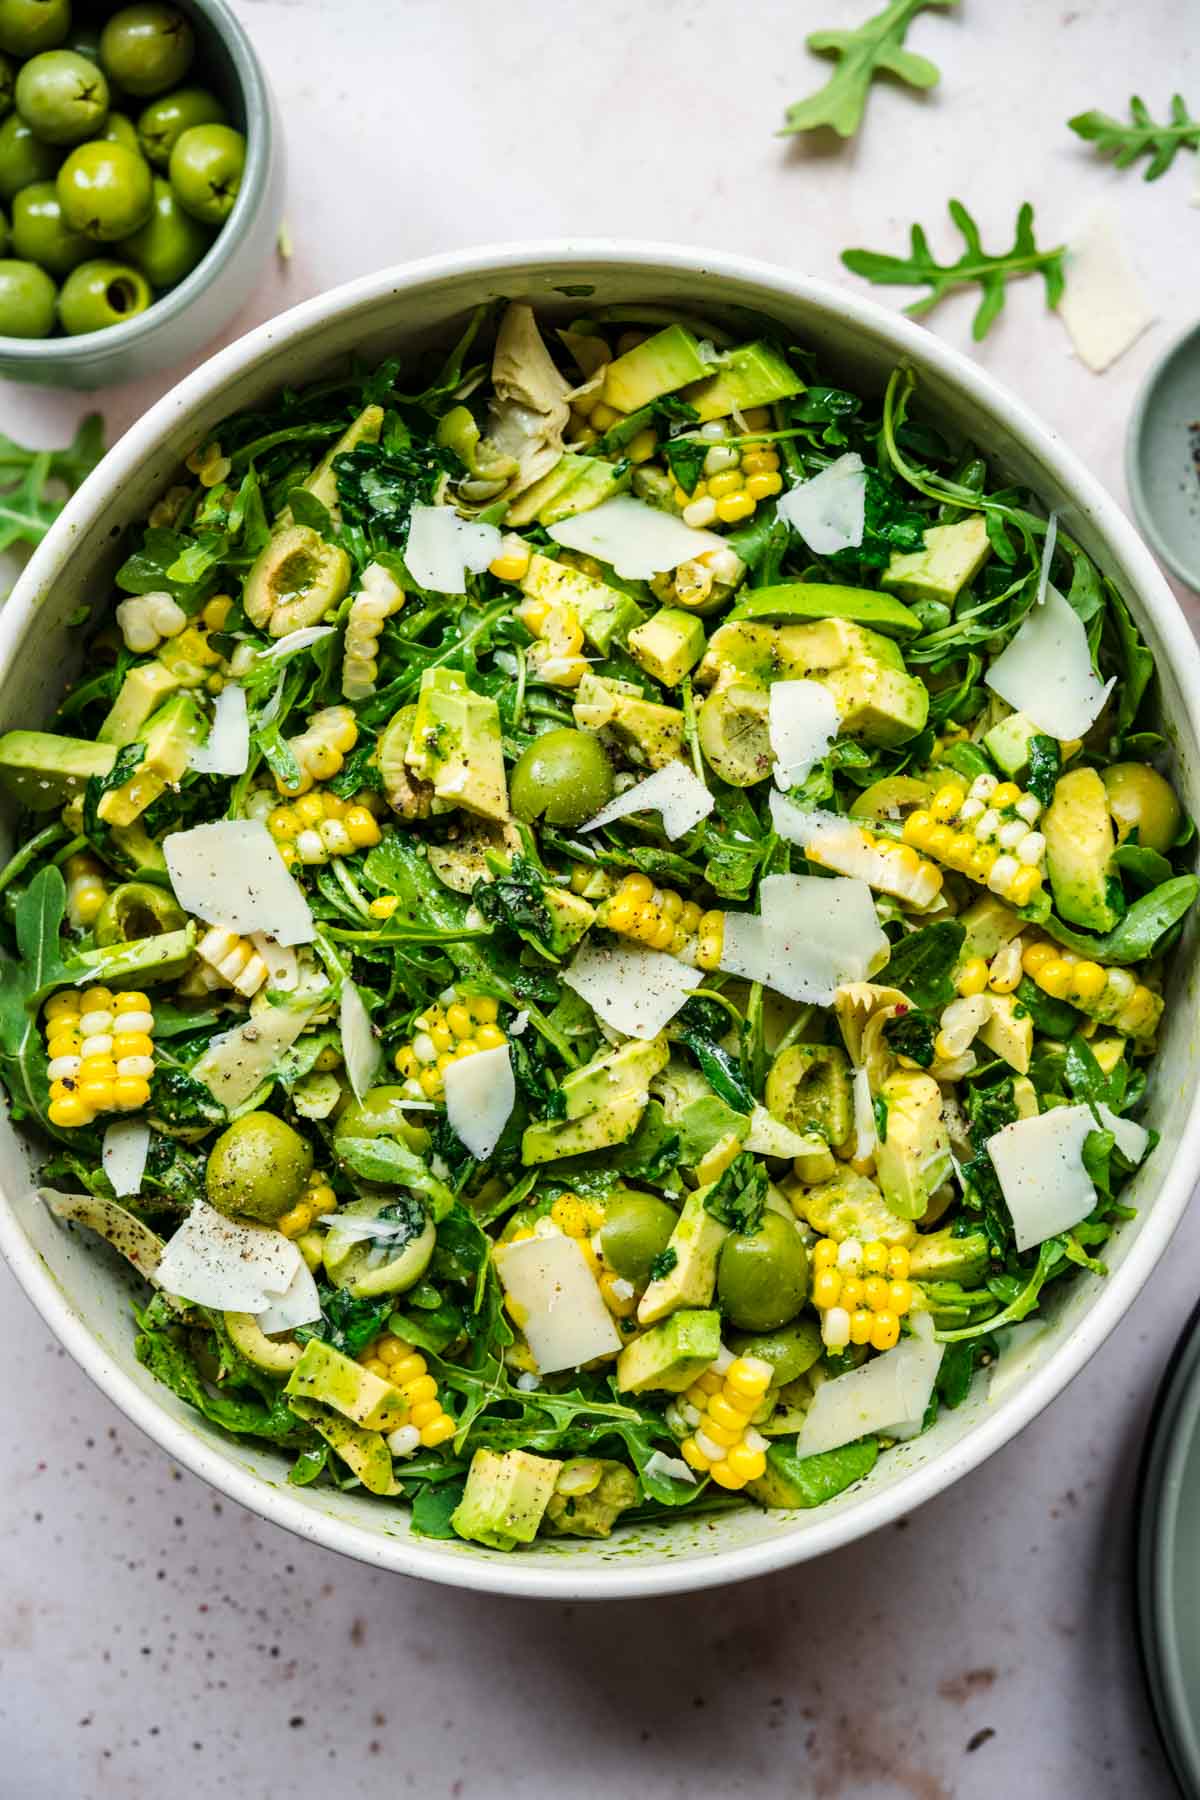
[0, 0, 284, 390]
[1127, 318, 1200, 592]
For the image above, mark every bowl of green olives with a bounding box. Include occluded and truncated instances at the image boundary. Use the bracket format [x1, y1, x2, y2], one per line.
[0, 0, 282, 386]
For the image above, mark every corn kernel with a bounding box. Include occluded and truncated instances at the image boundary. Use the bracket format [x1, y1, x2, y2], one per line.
[1071, 961, 1107, 1003]
[931, 783, 966, 824]
[850, 1309, 873, 1346]
[886, 1246, 911, 1280]
[861, 1240, 888, 1276]
[715, 492, 755, 523]
[421, 1415, 457, 1448]
[724, 1443, 767, 1482]
[681, 1438, 711, 1473]
[956, 956, 989, 997]
[813, 1238, 839, 1269]
[812, 1268, 842, 1309]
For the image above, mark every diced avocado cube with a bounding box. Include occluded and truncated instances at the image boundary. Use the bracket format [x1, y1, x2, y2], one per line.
[98, 662, 181, 747]
[957, 893, 1022, 962]
[538, 458, 632, 526]
[520, 552, 646, 654]
[450, 1447, 563, 1551]
[97, 693, 205, 828]
[821, 660, 929, 747]
[1042, 766, 1119, 932]
[72, 924, 195, 989]
[680, 341, 805, 424]
[746, 1437, 878, 1509]
[698, 617, 905, 688]
[882, 515, 991, 604]
[601, 324, 710, 414]
[628, 608, 706, 687]
[907, 1226, 991, 1284]
[978, 991, 1032, 1074]
[0, 730, 116, 811]
[543, 885, 595, 952]
[637, 1189, 729, 1324]
[284, 1338, 408, 1432]
[874, 1071, 952, 1221]
[562, 1037, 670, 1116]
[572, 672, 684, 768]
[730, 582, 921, 640]
[982, 710, 1041, 777]
[522, 1037, 669, 1166]
[616, 1308, 722, 1394]
[405, 666, 508, 823]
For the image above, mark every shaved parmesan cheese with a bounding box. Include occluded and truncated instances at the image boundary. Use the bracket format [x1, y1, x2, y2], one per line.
[256, 625, 335, 661]
[250, 934, 297, 991]
[986, 1102, 1149, 1251]
[984, 583, 1115, 739]
[101, 1118, 150, 1198]
[164, 819, 314, 946]
[405, 505, 502, 594]
[796, 1334, 945, 1459]
[642, 1450, 697, 1486]
[339, 979, 380, 1102]
[1059, 204, 1155, 373]
[769, 679, 839, 788]
[190, 682, 249, 776]
[719, 873, 888, 1006]
[509, 1010, 529, 1036]
[546, 494, 725, 579]
[563, 938, 702, 1038]
[256, 1256, 322, 1335]
[581, 761, 714, 840]
[443, 1044, 515, 1160]
[853, 1068, 877, 1162]
[192, 1002, 315, 1109]
[156, 1202, 301, 1312]
[777, 453, 866, 556]
[492, 1230, 621, 1373]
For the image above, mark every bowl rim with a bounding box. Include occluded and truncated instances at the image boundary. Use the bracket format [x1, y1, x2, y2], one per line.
[4, 238, 1200, 1599]
[1125, 315, 1200, 593]
[0, 0, 273, 364]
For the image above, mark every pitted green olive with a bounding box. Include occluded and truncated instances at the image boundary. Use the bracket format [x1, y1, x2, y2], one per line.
[323, 1193, 436, 1299]
[764, 1044, 854, 1148]
[698, 677, 771, 786]
[94, 879, 185, 945]
[600, 1190, 677, 1287]
[206, 1112, 313, 1225]
[333, 1085, 431, 1157]
[717, 1211, 809, 1331]
[510, 728, 614, 829]
[848, 775, 935, 822]
[1103, 762, 1182, 855]
[244, 524, 351, 636]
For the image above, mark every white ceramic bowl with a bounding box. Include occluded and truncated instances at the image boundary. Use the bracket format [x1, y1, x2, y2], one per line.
[2, 243, 1198, 1599]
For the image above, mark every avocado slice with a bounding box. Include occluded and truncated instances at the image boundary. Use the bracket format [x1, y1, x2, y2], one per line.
[109, 818, 169, 877]
[284, 1338, 408, 1432]
[615, 1307, 722, 1394]
[982, 709, 1041, 777]
[71, 923, 195, 989]
[519, 551, 646, 653]
[539, 457, 632, 526]
[224, 1310, 303, 1375]
[97, 693, 205, 827]
[505, 454, 589, 528]
[680, 341, 805, 423]
[958, 893, 1022, 962]
[874, 1071, 952, 1221]
[730, 582, 921, 640]
[628, 608, 707, 687]
[601, 324, 710, 413]
[522, 1037, 669, 1165]
[450, 1447, 563, 1551]
[323, 1195, 436, 1298]
[746, 1436, 878, 1509]
[881, 515, 991, 604]
[405, 666, 508, 823]
[821, 660, 929, 747]
[287, 1398, 398, 1495]
[907, 1226, 990, 1284]
[977, 991, 1032, 1074]
[98, 661, 181, 747]
[698, 617, 906, 686]
[636, 1189, 729, 1325]
[1043, 767, 1120, 931]
[0, 729, 116, 810]
[572, 673, 685, 769]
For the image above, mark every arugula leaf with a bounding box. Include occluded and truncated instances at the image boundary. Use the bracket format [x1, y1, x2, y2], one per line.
[134, 1297, 314, 1446]
[937, 1236, 1069, 1342]
[1014, 975, 1079, 1039]
[0, 865, 70, 1123]
[883, 920, 964, 1009]
[295, 1283, 395, 1358]
[842, 201, 1066, 340]
[334, 1134, 455, 1218]
[1026, 735, 1060, 808]
[702, 1152, 767, 1233]
[883, 1007, 936, 1067]
[0, 414, 105, 557]
[410, 1478, 469, 1538]
[332, 440, 450, 550]
[1068, 94, 1200, 182]
[781, 0, 956, 139]
[677, 996, 755, 1113]
[1064, 1033, 1114, 1119]
[1106, 589, 1154, 750]
[1111, 843, 1175, 891]
[827, 468, 926, 571]
[1042, 874, 1198, 965]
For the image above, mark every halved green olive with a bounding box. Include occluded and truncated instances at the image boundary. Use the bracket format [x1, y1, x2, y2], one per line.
[697, 677, 771, 786]
[323, 1193, 436, 1298]
[332, 1085, 431, 1157]
[728, 1318, 823, 1386]
[510, 727, 614, 828]
[1102, 762, 1182, 855]
[848, 774, 935, 822]
[94, 879, 185, 945]
[764, 1044, 854, 1147]
[244, 524, 351, 636]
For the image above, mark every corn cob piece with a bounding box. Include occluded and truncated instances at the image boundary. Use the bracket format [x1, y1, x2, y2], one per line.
[811, 1237, 913, 1351]
[342, 562, 406, 700]
[186, 438, 231, 488]
[44, 987, 155, 1128]
[275, 705, 359, 797]
[903, 775, 1046, 908]
[157, 598, 229, 688]
[196, 925, 270, 997]
[678, 1349, 772, 1489]
[114, 591, 188, 654]
[650, 541, 747, 613]
[1020, 941, 1161, 1039]
[598, 872, 723, 967]
[514, 589, 590, 688]
[266, 789, 383, 867]
[393, 988, 506, 1100]
[796, 814, 943, 909]
[359, 1336, 456, 1451]
[64, 853, 107, 929]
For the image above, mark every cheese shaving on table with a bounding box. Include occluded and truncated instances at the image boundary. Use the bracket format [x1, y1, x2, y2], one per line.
[546, 494, 725, 578]
[580, 761, 713, 839]
[564, 938, 702, 1038]
[776, 453, 867, 555]
[1058, 204, 1156, 373]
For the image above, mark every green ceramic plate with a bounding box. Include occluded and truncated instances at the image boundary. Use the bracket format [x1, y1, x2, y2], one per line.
[1138, 1298, 1200, 1796]
[1127, 319, 1200, 592]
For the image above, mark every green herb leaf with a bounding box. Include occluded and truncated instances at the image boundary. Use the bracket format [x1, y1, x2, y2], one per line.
[0, 864, 70, 1123]
[0, 414, 105, 557]
[781, 0, 956, 139]
[1068, 94, 1200, 182]
[1026, 735, 1060, 808]
[702, 1152, 767, 1233]
[1042, 874, 1198, 965]
[334, 1134, 456, 1219]
[842, 201, 1066, 340]
[882, 1007, 936, 1067]
[883, 920, 964, 1009]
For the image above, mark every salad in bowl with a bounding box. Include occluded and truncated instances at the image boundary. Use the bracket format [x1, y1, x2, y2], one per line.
[2, 296, 1193, 1555]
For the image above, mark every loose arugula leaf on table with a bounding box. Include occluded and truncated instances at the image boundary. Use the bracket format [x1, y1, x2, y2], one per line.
[1068, 94, 1200, 182]
[842, 201, 1066, 341]
[0, 414, 105, 558]
[781, 0, 957, 139]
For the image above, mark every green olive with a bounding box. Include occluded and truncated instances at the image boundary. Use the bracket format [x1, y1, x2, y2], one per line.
[848, 775, 935, 822]
[323, 1194, 436, 1298]
[1103, 762, 1182, 855]
[510, 728, 614, 828]
[0, 51, 13, 119]
[168, 120, 244, 223]
[0, 110, 61, 201]
[717, 1211, 809, 1332]
[101, 110, 140, 154]
[0, 0, 70, 59]
[10, 178, 89, 274]
[728, 1318, 823, 1386]
[93, 879, 186, 945]
[599, 1190, 678, 1287]
[15, 50, 110, 145]
[58, 257, 151, 332]
[0, 203, 7, 254]
[119, 173, 211, 286]
[100, 4, 194, 98]
[698, 678, 772, 786]
[206, 1111, 314, 1225]
[332, 1085, 431, 1157]
[0, 255, 54, 333]
[137, 84, 225, 166]
[243, 523, 352, 636]
[58, 139, 153, 239]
